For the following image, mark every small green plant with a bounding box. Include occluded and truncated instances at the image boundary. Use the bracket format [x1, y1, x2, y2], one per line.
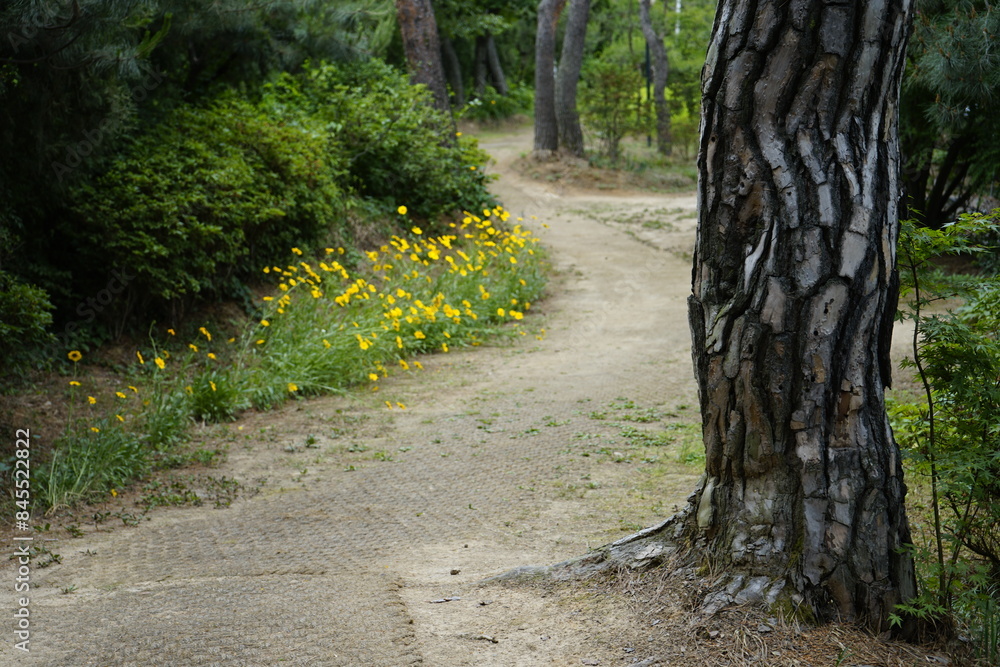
[579, 55, 647, 162]
[888, 209, 1000, 656]
[458, 84, 533, 122]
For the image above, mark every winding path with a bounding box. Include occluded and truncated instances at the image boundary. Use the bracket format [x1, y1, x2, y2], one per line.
[9, 127, 703, 666]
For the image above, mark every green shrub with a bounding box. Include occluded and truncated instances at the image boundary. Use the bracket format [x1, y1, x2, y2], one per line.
[458, 84, 533, 122]
[890, 209, 1000, 655]
[580, 55, 647, 162]
[267, 60, 496, 222]
[66, 94, 345, 309]
[0, 270, 55, 378]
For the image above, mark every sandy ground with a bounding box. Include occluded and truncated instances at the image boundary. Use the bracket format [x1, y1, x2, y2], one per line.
[2, 127, 945, 666]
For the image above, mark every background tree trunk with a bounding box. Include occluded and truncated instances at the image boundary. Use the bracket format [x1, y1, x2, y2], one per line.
[395, 0, 451, 115]
[533, 0, 567, 155]
[485, 33, 508, 96]
[440, 34, 465, 107]
[638, 0, 671, 155]
[474, 35, 488, 96]
[556, 0, 590, 158]
[684, 0, 917, 631]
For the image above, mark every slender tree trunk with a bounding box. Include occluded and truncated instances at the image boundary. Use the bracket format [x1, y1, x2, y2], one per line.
[484, 33, 508, 96]
[534, 0, 567, 155]
[474, 35, 488, 96]
[395, 0, 451, 115]
[638, 0, 671, 155]
[681, 0, 918, 632]
[556, 0, 590, 158]
[440, 34, 465, 107]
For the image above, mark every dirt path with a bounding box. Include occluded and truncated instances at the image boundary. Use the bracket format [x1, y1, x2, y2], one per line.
[9, 127, 707, 666]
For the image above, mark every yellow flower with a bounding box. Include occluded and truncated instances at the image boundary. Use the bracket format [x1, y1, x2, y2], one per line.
[128, 385, 139, 393]
[292, 247, 303, 255]
[155, 357, 165, 370]
[110, 488, 117, 497]
[414, 331, 426, 340]
[385, 400, 393, 409]
[88, 396, 96, 405]
[368, 373, 379, 382]
[323, 339, 331, 348]
[469, 166, 477, 171]
[456, 132, 463, 137]
[288, 383, 299, 393]
[397, 205, 408, 215]
[116, 391, 126, 399]
[207, 353, 217, 360]
[260, 320, 270, 327]
[69, 380, 81, 387]
[68, 350, 82, 362]
[399, 360, 409, 370]
[497, 308, 506, 317]
[210, 381, 217, 392]
[189, 344, 199, 352]
[199, 327, 211, 341]
[256, 339, 265, 345]
[412, 226, 423, 235]
[167, 328, 176, 336]
[116, 415, 125, 423]
[228, 337, 235, 343]
[511, 311, 524, 320]
[442, 343, 449, 353]
[396, 402, 406, 410]
[90, 427, 100, 433]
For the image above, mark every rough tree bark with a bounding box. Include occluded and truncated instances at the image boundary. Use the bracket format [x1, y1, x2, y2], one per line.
[526, 0, 920, 634]
[556, 0, 590, 158]
[533, 0, 567, 155]
[395, 0, 451, 115]
[638, 0, 671, 155]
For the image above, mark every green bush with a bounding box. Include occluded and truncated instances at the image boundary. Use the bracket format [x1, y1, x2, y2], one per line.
[458, 84, 533, 122]
[0, 270, 55, 377]
[267, 60, 496, 222]
[66, 93, 345, 308]
[890, 209, 1000, 657]
[580, 55, 647, 162]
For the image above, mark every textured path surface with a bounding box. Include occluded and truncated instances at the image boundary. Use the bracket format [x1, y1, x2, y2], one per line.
[5, 128, 704, 666]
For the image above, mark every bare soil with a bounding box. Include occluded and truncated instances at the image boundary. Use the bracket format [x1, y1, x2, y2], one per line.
[3, 125, 955, 666]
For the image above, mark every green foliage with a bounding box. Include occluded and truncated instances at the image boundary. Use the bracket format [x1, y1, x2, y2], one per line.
[458, 83, 532, 121]
[65, 92, 344, 311]
[187, 369, 246, 423]
[890, 209, 1000, 654]
[901, 0, 1000, 228]
[35, 418, 150, 511]
[0, 271, 55, 378]
[269, 60, 496, 221]
[579, 53, 646, 161]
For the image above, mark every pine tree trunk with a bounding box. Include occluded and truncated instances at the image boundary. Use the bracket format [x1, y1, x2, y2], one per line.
[682, 0, 918, 631]
[485, 33, 508, 97]
[440, 34, 465, 107]
[534, 0, 567, 155]
[638, 0, 671, 155]
[556, 0, 590, 158]
[474, 35, 488, 96]
[395, 0, 451, 115]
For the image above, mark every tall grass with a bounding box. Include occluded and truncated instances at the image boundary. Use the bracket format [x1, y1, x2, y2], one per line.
[34, 206, 547, 512]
